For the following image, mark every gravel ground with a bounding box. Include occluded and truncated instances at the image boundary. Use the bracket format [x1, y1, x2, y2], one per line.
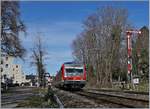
[53, 88, 122, 108]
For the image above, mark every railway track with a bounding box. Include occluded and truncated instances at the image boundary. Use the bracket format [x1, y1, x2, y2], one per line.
[53, 87, 115, 108]
[75, 89, 149, 108]
[53, 87, 149, 108]
[1, 93, 36, 108]
[85, 88, 149, 95]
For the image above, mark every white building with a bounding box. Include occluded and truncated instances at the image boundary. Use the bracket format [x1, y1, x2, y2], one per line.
[1, 55, 27, 85]
[12, 64, 27, 84]
[1, 55, 14, 83]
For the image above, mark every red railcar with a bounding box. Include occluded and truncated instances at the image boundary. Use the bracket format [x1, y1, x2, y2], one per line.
[55, 62, 86, 89]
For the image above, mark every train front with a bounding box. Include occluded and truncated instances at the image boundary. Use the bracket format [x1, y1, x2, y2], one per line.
[63, 63, 86, 89]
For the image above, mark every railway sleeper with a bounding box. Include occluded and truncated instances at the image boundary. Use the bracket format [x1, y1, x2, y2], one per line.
[76, 91, 148, 108]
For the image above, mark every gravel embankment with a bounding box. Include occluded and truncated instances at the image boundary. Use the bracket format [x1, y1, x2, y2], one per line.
[53, 88, 124, 108]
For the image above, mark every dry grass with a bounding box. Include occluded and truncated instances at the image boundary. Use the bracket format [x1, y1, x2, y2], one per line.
[16, 87, 59, 108]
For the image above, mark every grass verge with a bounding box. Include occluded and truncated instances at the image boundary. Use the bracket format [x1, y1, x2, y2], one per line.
[16, 87, 59, 108]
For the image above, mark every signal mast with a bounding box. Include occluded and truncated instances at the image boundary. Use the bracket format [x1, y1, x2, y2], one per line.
[126, 30, 141, 88]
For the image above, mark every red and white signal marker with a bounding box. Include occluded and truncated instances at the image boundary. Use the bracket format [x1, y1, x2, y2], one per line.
[126, 30, 141, 76]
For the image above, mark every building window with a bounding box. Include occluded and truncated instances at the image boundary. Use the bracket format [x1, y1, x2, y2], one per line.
[4, 74, 7, 79]
[13, 68, 15, 71]
[1, 60, 3, 64]
[5, 64, 8, 68]
[16, 65, 18, 68]
[6, 57, 8, 61]
[1, 68, 2, 72]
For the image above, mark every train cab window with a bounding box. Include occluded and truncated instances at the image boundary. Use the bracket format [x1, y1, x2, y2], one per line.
[65, 68, 83, 73]
[65, 68, 83, 76]
[66, 69, 74, 73]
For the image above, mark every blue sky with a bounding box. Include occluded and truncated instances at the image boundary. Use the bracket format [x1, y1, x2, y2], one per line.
[15, 1, 149, 76]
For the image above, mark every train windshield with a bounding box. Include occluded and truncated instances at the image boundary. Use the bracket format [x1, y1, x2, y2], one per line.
[65, 68, 83, 76]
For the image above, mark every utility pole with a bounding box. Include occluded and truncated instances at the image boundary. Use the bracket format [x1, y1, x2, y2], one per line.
[126, 30, 141, 89]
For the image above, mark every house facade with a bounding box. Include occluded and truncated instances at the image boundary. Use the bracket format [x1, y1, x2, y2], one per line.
[1, 55, 27, 85]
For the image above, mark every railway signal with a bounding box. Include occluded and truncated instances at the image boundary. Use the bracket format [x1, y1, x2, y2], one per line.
[126, 30, 141, 89]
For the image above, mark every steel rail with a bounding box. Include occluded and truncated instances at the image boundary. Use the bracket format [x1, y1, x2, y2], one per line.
[53, 94, 64, 108]
[84, 88, 149, 95]
[75, 90, 149, 108]
[51, 87, 64, 108]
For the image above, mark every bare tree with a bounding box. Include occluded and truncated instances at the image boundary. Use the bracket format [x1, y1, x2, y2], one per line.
[1, 1, 26, 58]
[72, 6, 130, 88]
[31, 34, 47, 87]
[133, 26, 149, 80]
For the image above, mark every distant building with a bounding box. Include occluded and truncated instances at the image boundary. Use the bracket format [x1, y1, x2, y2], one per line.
[12, 64, 26, 84]
[25, 74, 37, 86]
[1, 55, 14, 83]
[1, 54, 27, 85]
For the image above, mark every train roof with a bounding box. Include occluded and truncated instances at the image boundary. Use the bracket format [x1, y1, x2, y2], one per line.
[64, 62, 83, 65]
